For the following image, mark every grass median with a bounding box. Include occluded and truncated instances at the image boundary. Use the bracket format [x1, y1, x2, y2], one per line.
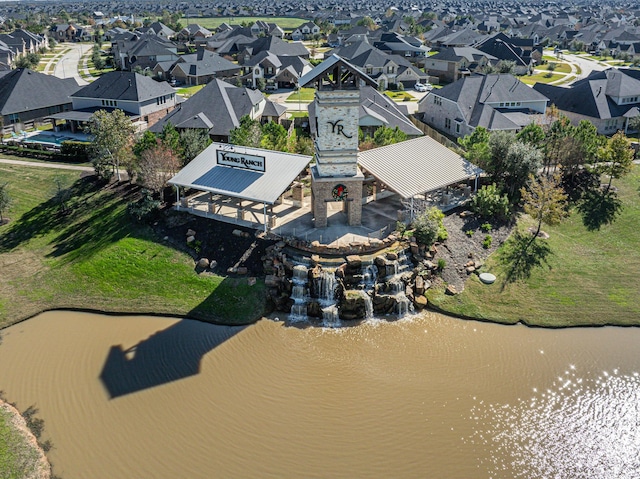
[428, 165, 640, 327]
[0, 163, 267, 328]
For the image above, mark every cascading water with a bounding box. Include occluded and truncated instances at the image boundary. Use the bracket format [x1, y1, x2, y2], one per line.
[386, 249, 414, 317]
[289, 264, 309, 322]
[361, 291, 374, 319]
[361, 263, 378, 289]
[316, 269, 340, 327]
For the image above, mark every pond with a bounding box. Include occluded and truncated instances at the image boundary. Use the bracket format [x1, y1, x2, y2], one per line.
[0, 311, 639, 478]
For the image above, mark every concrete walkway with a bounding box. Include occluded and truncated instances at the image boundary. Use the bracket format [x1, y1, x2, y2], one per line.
[0, 158, 93, 172]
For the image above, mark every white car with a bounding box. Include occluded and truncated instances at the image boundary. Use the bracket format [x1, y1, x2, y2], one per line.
[414, 82, 433, 92]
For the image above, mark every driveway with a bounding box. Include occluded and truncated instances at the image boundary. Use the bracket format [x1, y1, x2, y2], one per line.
[52, 43, 93, 86]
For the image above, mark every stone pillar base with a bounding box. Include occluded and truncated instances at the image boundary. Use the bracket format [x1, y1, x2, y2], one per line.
[310, 165, 364, 228]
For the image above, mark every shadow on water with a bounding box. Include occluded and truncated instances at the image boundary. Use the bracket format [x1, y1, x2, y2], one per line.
[100, 319, 246, 399]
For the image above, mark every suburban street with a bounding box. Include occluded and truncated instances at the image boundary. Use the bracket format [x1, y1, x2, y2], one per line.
[52, 42, 92, 85]
[557, 52, 608, 82]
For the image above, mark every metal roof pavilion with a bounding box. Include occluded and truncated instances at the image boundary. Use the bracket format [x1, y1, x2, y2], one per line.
[169, 142, 311, 205]
[357, 135, 484, 199]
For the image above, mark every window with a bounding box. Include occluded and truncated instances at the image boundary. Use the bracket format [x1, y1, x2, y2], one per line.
[9, 113, 19, 124]
[434, 96, 442, 106]
[456, 123, 461, 134]
[387, 66, 395, 73]
[445, 118, 451, 129]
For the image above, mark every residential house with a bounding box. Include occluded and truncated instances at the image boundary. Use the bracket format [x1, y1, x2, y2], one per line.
[330, 41, 428, 89]
[533, 68, 640, 135]
[166, 49, 241, 85]
[150, 79, 287, 142]
[0, 68, 79, 131]
[242, 51, 311, 89]
[475, 32, 537, 75]
[291, 22, 320, 41]
[112, 34, 178, 71]
[50, 24, 81, 43]
[418, 73, 549, 139]
[239, 35, 310, 62]
[308, 84, 423, 138]
[251, 21, 285, 38]
[373, 32, 430, 65]
[176, 24, 213, 43]
[65, 71, 177, 130]
[137, 22, 175, 40]
[425, 47, 497, 83]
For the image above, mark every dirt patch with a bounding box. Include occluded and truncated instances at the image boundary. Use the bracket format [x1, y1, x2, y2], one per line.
[432, 210, 515, 291]
[154, 210, 276, 276]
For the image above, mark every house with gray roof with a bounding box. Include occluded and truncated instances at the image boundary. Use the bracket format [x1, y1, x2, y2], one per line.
[533, 68, 640, 135]
[418, 73, 549, 139]
[425, 46, 497, 83]
[308, 84, 422, 139]
[150, 79, 286, 142]
[62, 71, 177, 130]
[176, 24, 213, 43]
[0, 68, 79, 131]
[166, 49, 241, 86]
[329, 41, 427, 89]
[112, 34, 178, 71]
[241, 51, 311, 89]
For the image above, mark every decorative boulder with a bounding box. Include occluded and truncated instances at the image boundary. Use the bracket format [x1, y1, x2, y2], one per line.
[445, 284, 458, 295]
[414, 295, 428, 309]
[186, 235, 195, 244]
[186, 229, 196, 237]
[197, 258, 210, 269]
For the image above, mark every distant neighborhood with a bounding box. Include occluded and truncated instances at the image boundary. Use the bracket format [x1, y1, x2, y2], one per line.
[0, 1, 640, 142]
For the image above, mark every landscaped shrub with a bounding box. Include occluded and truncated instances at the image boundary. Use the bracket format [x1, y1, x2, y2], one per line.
[481, 222, 492, 232]
[412, 207, 447, 246]
[437, 258, 446, 270]
[482, 234, 493, 249]
[471, 184, 510, 219]
[60, 141, 91, 162]
[127, 189, 161, 222]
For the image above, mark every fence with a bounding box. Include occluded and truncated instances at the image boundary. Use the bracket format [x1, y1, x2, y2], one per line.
[409, 115, 459, 150]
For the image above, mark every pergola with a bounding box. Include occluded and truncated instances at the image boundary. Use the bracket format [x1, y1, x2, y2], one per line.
[169, 142, 311, 232]
[357, 135, 484, 218]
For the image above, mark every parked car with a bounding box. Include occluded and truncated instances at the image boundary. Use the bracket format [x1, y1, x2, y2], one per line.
[414, 82, 433, 92]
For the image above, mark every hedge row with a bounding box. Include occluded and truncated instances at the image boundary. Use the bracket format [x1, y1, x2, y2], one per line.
[0, 140, 90, 163]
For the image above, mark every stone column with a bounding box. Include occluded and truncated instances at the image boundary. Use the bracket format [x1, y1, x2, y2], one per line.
[292, 183, 304, 207]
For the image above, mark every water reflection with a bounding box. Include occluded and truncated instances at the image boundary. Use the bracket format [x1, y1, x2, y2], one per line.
[100, 320, 245, 398]
[468, 367, 640, 477]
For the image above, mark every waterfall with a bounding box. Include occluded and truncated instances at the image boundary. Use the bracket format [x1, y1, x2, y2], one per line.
[289, 264, 309, 322]
[316, 269, 337, 306]
[361, 263, 378, 289]
[322, 304, 340, 327]
[361, 291, 374, 319]
[385, 249, 415, 318]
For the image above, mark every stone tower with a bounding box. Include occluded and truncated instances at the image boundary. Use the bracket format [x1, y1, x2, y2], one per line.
[299, 55, 377, 228]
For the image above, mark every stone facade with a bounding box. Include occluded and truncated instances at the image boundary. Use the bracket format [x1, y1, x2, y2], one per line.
[311, 167, 363, 227]
[314, 90, 360, 177]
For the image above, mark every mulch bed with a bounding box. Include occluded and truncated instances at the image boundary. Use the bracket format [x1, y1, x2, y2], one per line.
[433, 210, 515, 291]
[154, 210, 276, 277]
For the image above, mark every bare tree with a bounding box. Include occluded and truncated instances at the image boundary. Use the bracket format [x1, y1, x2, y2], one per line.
[137, 145, 180, 202]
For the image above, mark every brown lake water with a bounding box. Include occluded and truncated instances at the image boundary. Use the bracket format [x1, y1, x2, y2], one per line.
[1, 310, 640, 478]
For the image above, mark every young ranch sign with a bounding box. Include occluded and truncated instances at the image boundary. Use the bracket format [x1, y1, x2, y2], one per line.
[216, 150, 266, 173]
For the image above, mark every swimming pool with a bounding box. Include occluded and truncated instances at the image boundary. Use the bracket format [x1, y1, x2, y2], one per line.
[22, 133, 74, 146]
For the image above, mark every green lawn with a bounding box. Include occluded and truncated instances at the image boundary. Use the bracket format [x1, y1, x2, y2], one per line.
[546, 62, 571, 73]
[285, 87, 315, 102]
[428, 166, 640, 327]
[520, 72, 563, 85]
[183, 16, 307, 32]
[0, 405, 42, 479]
[385, 91, 416, 101]
[0, 164, 267, 328]
[177, 84, 205, 97]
